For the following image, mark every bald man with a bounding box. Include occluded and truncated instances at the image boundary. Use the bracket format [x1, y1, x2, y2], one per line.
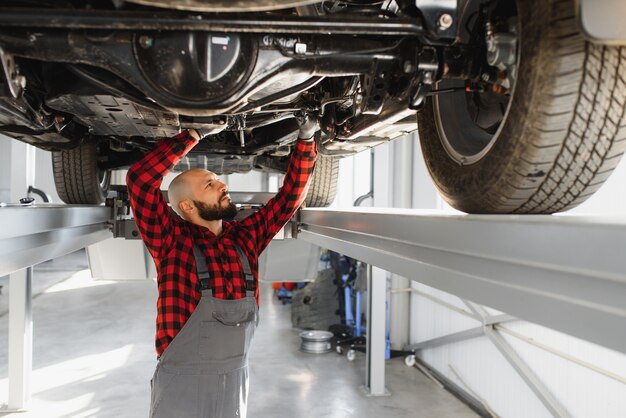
[167, 168, 238, 236]
[126, 117, 318, 418]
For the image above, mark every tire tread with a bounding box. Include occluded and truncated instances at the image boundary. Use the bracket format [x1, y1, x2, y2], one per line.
[52, 141, 109, 204]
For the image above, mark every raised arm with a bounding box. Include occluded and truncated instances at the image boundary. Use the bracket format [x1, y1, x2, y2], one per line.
[239, 138, 317, 253]
[126, 130, 199, 259]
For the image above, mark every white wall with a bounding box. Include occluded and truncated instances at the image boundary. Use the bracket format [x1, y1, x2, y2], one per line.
[336, 132, 626, 417]
[0, 137, 11, 203]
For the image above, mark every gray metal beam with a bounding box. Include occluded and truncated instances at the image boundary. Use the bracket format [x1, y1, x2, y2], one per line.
[484, 327, 570, 417]
[406, 327, 484, 351]
[0, 204, 112, 277]
[297, 208, 626, 353]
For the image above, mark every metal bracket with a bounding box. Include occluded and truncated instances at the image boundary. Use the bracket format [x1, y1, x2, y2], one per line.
[291, 208, 302, 239]
[106, 186, 140, 240]
[410, 47, 439, 109]
[361, 61, 394, 115]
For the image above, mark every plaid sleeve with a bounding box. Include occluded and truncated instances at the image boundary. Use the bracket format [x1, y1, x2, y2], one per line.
[239, 140, 317, 253]
[126, 131, 198, 259]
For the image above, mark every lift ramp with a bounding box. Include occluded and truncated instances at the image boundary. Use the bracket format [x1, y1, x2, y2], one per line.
[295, 207, 626, 355]
[0, 204, 112, 277]
[2, 201, 625, 353]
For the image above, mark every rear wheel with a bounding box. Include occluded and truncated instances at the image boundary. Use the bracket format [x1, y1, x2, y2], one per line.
[418, 0, 626, 214]
[52, 141, 110, 204]
[305, 154, 339, 207]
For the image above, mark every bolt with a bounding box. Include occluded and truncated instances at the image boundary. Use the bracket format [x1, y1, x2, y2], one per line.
[438, 13, 453, 30]
[485, 22, 494, 38]
[403, 60, 415, 73]
[294, 42, 307, 55]
[481, 72, 491, 82]
[443, 63, 450, 76]
[138, 35, 154, 49]
[13, 74, 26, 89]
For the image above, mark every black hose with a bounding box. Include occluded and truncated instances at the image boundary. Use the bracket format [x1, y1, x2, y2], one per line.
[28, 185, 51, 203]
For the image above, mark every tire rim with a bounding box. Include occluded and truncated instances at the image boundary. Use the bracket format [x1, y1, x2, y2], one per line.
[435, 1, 519, 166]
[299, 330, 333, 354]
[97, 167, 110, 191]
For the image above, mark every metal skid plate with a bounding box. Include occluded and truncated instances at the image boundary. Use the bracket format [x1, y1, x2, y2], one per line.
[46, 94, 180, 138]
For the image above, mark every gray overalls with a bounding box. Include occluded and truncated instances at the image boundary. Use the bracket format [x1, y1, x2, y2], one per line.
[150, 243, 258, 418]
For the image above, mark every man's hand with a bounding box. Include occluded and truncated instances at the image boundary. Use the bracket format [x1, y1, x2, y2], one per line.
[187, 129, 201, 141]
[189, 128, 216, 140]
[294, 112, 319, 140]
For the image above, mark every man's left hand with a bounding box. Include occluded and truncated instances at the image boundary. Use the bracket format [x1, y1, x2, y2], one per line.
[295, 112, 319, 140]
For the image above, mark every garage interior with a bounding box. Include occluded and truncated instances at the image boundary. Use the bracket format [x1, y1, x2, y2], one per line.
[1, 131, 626, 418]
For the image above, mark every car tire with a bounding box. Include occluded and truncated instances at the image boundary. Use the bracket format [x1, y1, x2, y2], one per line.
[52, 141, 110, 204]
[305, 154, 339, 207]
[418, 0, 626, 214]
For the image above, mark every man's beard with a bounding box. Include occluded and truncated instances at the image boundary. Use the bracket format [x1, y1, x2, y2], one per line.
[193, 198, 237, 221]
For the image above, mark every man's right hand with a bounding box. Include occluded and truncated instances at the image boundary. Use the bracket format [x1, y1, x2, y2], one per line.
[187, 129, 201, 141]
[189, 128, 216, 140]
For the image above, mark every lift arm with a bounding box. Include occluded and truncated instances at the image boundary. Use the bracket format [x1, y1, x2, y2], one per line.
[0, 204, 112, 277]
[296, 207, 626, 354]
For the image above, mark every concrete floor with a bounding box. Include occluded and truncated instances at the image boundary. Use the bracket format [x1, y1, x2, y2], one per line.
[0, 250, 478, 418]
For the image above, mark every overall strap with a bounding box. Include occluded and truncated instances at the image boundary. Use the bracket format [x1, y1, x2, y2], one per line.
[233, 243, 256, 297]
[193, 243, 212, 292]
[193, 242, 256, 296]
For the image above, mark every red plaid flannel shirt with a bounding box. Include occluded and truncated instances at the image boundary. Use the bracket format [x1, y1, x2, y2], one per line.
[126, 131, 317, 357]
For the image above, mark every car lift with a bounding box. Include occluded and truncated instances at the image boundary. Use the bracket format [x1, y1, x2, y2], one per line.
[1, 195, 626, 411]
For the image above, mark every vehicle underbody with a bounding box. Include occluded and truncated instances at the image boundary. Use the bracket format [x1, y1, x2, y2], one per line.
[0, 1, 476, 169]
[1, 0, 625, 212]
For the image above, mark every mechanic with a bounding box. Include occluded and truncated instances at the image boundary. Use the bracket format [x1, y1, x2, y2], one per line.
[126, 114, 318, 417]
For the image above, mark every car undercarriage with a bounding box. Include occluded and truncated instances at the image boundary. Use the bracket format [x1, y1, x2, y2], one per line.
[0, 0, 625, 212]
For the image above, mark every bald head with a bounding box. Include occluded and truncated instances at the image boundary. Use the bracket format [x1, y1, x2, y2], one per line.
[169, 169, 212, 217]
